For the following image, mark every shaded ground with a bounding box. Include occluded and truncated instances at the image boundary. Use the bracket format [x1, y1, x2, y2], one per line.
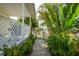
[30, 38, 50, 56]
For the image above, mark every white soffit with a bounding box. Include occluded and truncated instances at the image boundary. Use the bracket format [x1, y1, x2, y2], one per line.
[0, 3, 35, 17]
[25, 3, 36, 16]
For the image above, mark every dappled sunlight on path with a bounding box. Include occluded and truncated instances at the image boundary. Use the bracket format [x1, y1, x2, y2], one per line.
[30, 38, 50, 56]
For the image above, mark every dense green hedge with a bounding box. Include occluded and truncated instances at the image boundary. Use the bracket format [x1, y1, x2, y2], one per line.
[3, 33, 36, 56]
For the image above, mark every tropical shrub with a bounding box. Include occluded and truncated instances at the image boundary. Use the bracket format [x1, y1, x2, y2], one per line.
[38, 3, 79, 56]
[3, 33, 35, 56]
[47, 33, 77, 55]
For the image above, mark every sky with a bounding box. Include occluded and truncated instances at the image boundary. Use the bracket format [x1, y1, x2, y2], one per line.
[35, 3, 41, 20]
[35, 3, 42, 12]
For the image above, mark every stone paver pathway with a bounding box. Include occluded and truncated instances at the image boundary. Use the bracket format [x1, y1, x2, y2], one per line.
[30, 38, 50, 56]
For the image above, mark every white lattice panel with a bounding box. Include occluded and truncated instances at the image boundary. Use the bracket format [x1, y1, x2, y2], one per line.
[0, 15, 31, 49]
[0, 15, 21, 48]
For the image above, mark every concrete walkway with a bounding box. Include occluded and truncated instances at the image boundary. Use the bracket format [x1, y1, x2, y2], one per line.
[30, 38, 50, 56]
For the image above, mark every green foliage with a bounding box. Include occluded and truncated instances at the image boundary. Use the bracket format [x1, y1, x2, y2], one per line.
[73, 18, 79, 28]
[19, 17, 38, 30]
[24, 17, 30, 25]
[60, 3, 79, 30]
[31, 17, 38, 29]
[47, 33, 76, 56]
[3, 44, 20, 56]
[38, 3, 79, 56]
[19, 17, 30, 25]
[3, 33, 36, 56]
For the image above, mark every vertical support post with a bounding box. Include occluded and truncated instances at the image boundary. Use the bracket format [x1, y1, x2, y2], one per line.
[30, 17, 31, 34]
[22, 3, 24, 40]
